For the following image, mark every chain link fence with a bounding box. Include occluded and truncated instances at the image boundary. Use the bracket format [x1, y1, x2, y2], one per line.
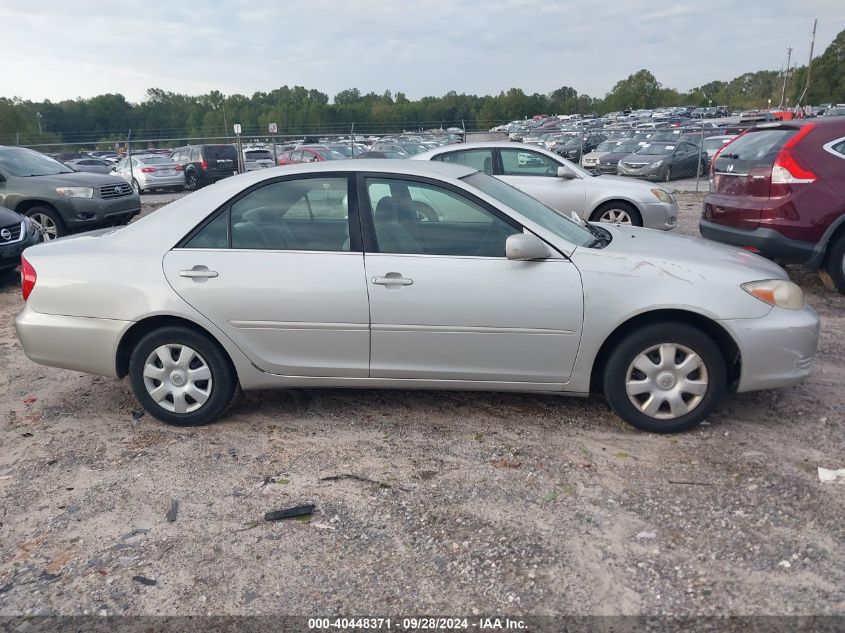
[2, 116, 750, 195]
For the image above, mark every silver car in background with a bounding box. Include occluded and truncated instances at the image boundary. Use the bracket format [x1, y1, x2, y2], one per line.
[413, 142, 678, 229]
[63, 157, 115, 174]
[111, 154, 185, 193]
[15, 161, 818, 434]
[243, 148, 276, 171]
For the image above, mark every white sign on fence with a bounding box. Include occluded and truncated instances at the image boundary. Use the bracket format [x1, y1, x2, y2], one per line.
[233, 123, 242, 135]
[268, 123, 278, 134]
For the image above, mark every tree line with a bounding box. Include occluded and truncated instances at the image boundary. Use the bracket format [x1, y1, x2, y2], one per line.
[1, 27, 842, 148]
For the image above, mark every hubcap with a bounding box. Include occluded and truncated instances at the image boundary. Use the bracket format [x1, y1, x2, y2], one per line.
[598, 209, 633, 225]
[30, 213, 58, 240]
[625, 343, 708, 420]
[142, 344, 212, 414]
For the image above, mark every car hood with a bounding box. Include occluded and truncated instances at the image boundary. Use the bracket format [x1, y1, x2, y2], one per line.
[576, 224, 787, 283]
[582, 173, 671, 197]
[14, 171, 129, 187]
[0, 205, 24, 226]
[597, 152, 632, 163]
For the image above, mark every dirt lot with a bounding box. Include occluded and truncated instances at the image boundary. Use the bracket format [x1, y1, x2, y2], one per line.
[0, 192, 843, 621]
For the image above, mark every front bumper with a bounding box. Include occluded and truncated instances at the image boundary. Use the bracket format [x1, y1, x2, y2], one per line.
[618, 163, 662, 179]
[638, 200, 678, 231]
[56, 195, 142, 230]
[0, 225, 41, 269]
[699, 220, 816, 265]
[721, 304, 819, 393]
[15, 303, 131, 378]
[594, 163, 620, 175]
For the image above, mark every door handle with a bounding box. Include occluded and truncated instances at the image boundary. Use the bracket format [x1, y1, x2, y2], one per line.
[180, 267, 218, 279]
[372, 276, 413, 286]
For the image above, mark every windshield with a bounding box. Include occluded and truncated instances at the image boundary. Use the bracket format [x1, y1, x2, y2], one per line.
[595, 142, 618, 152]
[0, 148, 74, 176]
[613, 142, 641, 153]
[463, 172, 593, 247]
[637, 143, 675, 156]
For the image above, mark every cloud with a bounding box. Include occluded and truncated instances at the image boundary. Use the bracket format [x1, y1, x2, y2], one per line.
[2, 0, 843, 102]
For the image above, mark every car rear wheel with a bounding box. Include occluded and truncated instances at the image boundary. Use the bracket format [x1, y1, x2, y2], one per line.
[186, 171, 198, 190]
[820, 234, 845, 294]
[26, 207, 66, 241]
[590, 201, 641, 227]
[602, 322, 726, 433]
[128, 326, 237, 426]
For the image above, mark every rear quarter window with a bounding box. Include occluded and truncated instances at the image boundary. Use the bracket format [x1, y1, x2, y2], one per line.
[203, 145, 237, 161]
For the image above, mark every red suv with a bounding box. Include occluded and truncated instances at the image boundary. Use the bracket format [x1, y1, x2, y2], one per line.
[700, 118, 845, 292]
[277, 146, 347, 166]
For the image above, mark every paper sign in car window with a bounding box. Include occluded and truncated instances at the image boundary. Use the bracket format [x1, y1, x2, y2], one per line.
[665, 145, 675, 150]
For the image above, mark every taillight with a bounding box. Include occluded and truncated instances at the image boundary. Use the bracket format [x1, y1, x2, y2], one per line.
[174, 165, 184, 171]
[200, 159, 208, 170]
[141, 167, 156, 173]
[21, 256, 36, 301]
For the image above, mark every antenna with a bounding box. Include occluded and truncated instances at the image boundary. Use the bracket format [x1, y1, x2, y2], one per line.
[797, 18, 818, 106]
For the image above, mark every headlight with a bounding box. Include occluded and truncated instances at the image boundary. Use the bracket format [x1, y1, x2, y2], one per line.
[55, 187, 94, 199]
[650, 188, 673, 203]
[650, 160, 663, 168]
[742, 280, 805, 310]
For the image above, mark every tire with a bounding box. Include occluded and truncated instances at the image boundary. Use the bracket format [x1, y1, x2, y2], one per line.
[25, 206, 66, 241]
[128, 326, 237, 426]
[590, 201, 642, 227]
[131, 178, 142, 195]
[602, 322, 727, 433]
[186, 171, 198, 191]
[820, 234, 845, 293]
[663, 166, 673, 182]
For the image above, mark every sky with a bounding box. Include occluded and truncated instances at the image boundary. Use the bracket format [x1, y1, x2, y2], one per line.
[2, 0, 843, 104]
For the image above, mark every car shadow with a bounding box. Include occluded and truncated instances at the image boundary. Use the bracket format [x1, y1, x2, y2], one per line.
[0, 267, 20, 291]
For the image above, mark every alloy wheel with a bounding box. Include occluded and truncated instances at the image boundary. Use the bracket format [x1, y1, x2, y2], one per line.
[30, 213, 58, 241]
[624, 343, 708, 420]
[598, 208, 633, 225]
[142, 344, 213, 414]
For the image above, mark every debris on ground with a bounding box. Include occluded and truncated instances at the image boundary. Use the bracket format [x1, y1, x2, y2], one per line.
[131, 410, 144, 421]
[818, 467, 845, 484]
[264, 504, 315, 522]
[132, 575, 157, 586]
[165, 499, 179, 522]
[319, 473, 398, 489]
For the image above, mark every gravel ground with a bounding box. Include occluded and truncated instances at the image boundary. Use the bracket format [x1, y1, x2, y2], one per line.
[0, 192, 844, 622]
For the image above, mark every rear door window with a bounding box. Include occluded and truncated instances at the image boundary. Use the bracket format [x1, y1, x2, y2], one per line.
[714, 129, 796, 174]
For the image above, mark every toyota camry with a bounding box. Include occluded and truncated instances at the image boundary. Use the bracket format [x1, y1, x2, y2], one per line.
[15, 161, 819, 433]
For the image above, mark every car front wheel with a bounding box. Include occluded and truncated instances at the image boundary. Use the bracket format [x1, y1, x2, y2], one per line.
[128, 326, 237, 426]
[602, 322, 726, 433]
[26, 206, 66, 241]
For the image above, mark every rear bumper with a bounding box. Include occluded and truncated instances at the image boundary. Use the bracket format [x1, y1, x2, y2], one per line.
[699, 219, 816, 265]
[720, 305, 819, 393]
[15, 303, 130, 378]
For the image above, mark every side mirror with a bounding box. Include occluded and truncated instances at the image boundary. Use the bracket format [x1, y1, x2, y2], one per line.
[557, 166, 576, 179]
[506, 233, 551, 261]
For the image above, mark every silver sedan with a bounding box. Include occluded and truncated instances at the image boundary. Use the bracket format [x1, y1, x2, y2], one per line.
[413, 142, 678, 229]
[15, 161, 818, 433]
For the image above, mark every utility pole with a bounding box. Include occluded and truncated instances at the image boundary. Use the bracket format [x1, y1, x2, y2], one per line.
[778, 46, 793, 109]
[36, 112, 43, 134]
[798, 18, 818, 106]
